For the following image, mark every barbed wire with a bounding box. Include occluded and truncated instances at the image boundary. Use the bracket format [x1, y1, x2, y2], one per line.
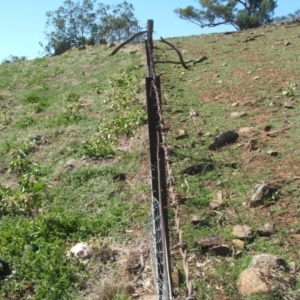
[145, 19, 196, 299]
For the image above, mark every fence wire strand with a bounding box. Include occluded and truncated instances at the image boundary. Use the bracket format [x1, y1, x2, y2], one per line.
[145, 19, 195, 300]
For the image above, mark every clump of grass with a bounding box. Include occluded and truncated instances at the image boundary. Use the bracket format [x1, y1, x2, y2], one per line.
[83, 66, 146, 159]
[22, 93, 50, 113]
[60, 91, 84, 124]
[0, 111, 12, 126]
[14, 116, 37, 128]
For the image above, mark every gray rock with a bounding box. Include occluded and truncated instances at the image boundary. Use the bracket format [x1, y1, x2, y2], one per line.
[232, 225, 252, 239]
[190, 215, 207, 225]
[249, 182, 278, 207]
[209, 244, 232, 256]
[237, 254, 288, 296]
[250, 254, 286, 270]
[230, 112, 247, 118]
[257, 223, 276, 236]
[194, 235, 221, 248]
[181, 163, 214, 175]
[237, 267, 275, 296]
[284, 102, 293, 108]
[64, 159, 76, 169]
[208, 130, 239, 150]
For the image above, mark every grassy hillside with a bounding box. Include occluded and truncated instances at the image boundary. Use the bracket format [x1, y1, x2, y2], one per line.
[1, 21, 300, 299]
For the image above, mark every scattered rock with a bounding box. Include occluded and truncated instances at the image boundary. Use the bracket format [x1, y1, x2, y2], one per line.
[70, 242, 92, 259]
[264, 125, 272, 131]
[232, 239, 245, 248]
[249, 182, 278, 207]
[289, 261, 296, 273]
[203, 132, 213, 137]
[181, 163, 214, 176]
[267, 150, 278, 156]
[284, 101, 293, 109]
[245, 139, 258, 151]
[266, 130, 278, 137]
[237, 254, 288, 296]
[190, 215, 207, 226]
[232, 225, 252, 239]
[239, 127, 254, 133]
[189, 110, 199, 117]
[230, 112, 248, 118]
[175, 129, 188, 140]
[209, 191, 224, 209]
[194, 235, 222, 249]
[237, 267, 275, 296]
[209, 244, 232, 256]
[250, 254, 286, 270]
[64, 159, 77, 169]
[257, 223, 276, 236]
[112, 173, 126, 182]
[208, 130, 239, 150]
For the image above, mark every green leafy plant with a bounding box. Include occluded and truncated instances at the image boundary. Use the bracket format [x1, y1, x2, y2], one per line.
[99, 67, 146, 141]
[0, 112, 12, 126]
[83, 67, 146, 158]
[23, 93, 50, 113]
[83, 137, 115, 158]
[33, 57, 48, 67]
[60, 91, 83, 124]
[15, 116, 36, 128]
[282, 86, 296, 97]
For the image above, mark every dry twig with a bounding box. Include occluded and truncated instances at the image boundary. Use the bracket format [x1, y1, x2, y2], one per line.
[109, 31, 147, 56]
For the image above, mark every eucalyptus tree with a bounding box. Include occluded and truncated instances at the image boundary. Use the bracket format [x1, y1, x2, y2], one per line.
[174, 0, 277, 31]
[96, 1, 140, 42]
[43, 0, 141, 55]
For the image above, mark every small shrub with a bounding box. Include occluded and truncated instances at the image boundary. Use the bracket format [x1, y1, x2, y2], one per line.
[60, 91, 83, 124]
[22, 93, 50, 113]
[15, 116, 36, 128]
[33, 57, 48, 67]
[0, 112, 12, 125]
[1, 55, 27, 64]
[282, 86, 296, 97]
[83, 138, 115, 158]
[23, 93, 42, 104]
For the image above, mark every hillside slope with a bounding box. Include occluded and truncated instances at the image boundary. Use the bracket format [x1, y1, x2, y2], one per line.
[1, 21, 300, 300]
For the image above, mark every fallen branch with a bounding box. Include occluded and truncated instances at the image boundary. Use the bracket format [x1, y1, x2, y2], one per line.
[159, 37, 188, 69]
[109, 31, 147, 56]
[154, 56, 207, 66]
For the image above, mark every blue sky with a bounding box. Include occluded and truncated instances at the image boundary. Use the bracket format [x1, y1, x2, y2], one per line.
[0, 0, 299, 61]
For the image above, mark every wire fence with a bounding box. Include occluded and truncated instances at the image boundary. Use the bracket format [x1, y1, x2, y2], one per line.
[145, 19, 196, 300]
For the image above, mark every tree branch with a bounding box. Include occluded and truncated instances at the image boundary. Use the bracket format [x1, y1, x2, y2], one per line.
[108, 30, 147, 56]
[159, 37, 188, 69]
[235, 0, 247, 9]
[154, 56, 207, 66]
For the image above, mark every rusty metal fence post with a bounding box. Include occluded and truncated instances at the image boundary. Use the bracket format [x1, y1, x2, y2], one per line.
[145, 20, 172, 300]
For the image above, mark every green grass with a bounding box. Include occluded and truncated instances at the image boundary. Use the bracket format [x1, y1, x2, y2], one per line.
[0, 44, 149, 299]
[1, 23, 300, 299]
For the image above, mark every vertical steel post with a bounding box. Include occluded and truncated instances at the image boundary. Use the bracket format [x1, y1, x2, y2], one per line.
[145, 19, 172, 300]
